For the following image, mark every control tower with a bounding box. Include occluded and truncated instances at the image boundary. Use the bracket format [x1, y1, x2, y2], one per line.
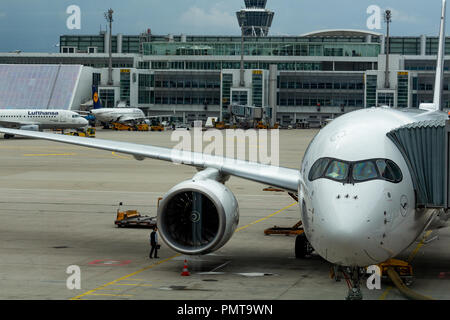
[236, 0, 274, 37]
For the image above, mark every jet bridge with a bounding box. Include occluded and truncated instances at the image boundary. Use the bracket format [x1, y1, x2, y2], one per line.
[387, 119, 450, 209]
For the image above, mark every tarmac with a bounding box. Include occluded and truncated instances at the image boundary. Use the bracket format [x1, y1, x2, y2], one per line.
[0, 129, 448, 300]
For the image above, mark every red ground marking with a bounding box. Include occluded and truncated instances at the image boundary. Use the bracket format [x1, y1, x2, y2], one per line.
[88, 259, 132, 266]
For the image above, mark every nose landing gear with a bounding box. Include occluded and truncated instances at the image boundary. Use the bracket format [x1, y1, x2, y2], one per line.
[344, 267, 365, 300]
[331, 266, 365, 300]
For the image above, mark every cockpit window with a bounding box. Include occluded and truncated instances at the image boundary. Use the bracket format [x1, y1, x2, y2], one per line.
[352, 161, 378, 182]
[376, 159, 402, 183]
[325, 160, 349, 181]
[309, 158, 403, 184]
[308, 158, 330, 181]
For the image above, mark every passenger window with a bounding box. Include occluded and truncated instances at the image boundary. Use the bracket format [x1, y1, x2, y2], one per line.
[325, 160, 349, 181]
[308, 158, 330, 181]
[353, 161, 378, 181]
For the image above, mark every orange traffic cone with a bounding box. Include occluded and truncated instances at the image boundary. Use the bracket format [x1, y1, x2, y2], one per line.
[181, 259, 190, 276]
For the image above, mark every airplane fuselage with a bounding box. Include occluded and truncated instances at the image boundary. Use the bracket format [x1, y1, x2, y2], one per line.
[299, 108, 442, 267]
[0, 109, 88, 130]
[91, 108, 145, 123]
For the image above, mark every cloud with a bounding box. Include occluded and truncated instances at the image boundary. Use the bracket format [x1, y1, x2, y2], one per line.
[385, 7, 421, 24]
[180, 5, 236, 32]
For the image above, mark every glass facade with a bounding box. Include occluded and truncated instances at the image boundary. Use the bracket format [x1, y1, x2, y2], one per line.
[120, 70, 131, 104]
[0, 64, 81, 110]
[277, 73, 364, 108]
[142, 42, 380, 57]
[377, 92, 395, 107]
[93, 73, 101, 86]
[252, 71, 263, 107]
[222, 73, 233, 106]
[397, 73, 409, 108]
[138, 74, 155, 104]
[99, 88, 115, 108]
[365, 75, 377, 108]
[232, 90, 249, 106]
[153, 73, 220, 106]
[60, 35, 140, 54]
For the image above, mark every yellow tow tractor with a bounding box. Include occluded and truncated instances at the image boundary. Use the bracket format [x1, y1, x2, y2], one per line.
[150, 124, 164, 132]
[214, 120, 230, 130]
[112, 122, 149, 131]
[114, 202, 157, 228]
[64, 127, 96, 138]
[150, 119, 164, 132]
[377, 258, 414, 286]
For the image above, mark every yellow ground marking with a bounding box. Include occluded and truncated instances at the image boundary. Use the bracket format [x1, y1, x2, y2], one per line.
[71, 202, 296, 300]
[86, 293, 133, 297]
[70, 254, 181, 300]
[23, 153, 76, 157]
[97, 288, 122, 291]
[378, 286, 394, 300]
[114, 283, 153, 287]
[235, 202, 297, 232]
[111, 152, 132, 160]
[379, 230, 433, 300]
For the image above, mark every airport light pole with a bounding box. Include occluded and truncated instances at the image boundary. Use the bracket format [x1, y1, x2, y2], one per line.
[105, 9, 114, 86]
[384, 9, 392, 89]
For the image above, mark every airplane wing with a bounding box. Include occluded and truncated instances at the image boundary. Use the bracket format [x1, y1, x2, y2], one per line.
[0, 128, 300, 192]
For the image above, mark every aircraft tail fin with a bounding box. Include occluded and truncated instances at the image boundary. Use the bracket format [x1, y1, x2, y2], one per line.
[420, 0, 447, 112]
[92, 86, 102, 110]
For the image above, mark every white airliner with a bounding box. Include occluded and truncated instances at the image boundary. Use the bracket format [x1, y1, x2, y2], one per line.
[0, 109, 88, 139]
[87, 87, 147, 125]
[91, 107, 146, 125]
[1, 0, 449, 300]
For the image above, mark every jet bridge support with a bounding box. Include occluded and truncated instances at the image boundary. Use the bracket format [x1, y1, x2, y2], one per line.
[387, 119, 450, 209]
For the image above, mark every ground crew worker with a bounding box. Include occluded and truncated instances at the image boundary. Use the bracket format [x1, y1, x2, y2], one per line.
[149, 226, 159, 259]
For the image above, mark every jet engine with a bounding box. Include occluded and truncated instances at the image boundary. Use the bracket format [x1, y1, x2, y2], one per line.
[20, 125, 39, 131]
[157, 171, 239, 255]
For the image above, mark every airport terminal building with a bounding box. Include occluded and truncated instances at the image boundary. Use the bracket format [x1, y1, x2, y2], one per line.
[1, 0, 450, 125]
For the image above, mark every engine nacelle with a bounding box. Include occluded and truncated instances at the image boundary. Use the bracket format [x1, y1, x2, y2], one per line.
[157, 178, 239, 255]
[20, 125, 39, 131]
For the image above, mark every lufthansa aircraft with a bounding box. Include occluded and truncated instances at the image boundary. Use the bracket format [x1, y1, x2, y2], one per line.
[0, 109, 88, 139]
[90, 86, 146, 125]
[1, 0, 449, 300]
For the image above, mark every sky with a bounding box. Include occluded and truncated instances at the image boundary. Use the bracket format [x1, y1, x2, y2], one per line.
[0, 0, 448, 52]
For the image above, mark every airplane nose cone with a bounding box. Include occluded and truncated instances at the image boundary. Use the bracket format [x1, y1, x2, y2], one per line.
[307, 183, 390, 266]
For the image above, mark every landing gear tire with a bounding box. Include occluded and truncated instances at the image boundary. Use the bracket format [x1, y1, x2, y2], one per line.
[295, 233, 309, 258]
[345, 267, 364, 300]
[4, 134, 13, 139]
